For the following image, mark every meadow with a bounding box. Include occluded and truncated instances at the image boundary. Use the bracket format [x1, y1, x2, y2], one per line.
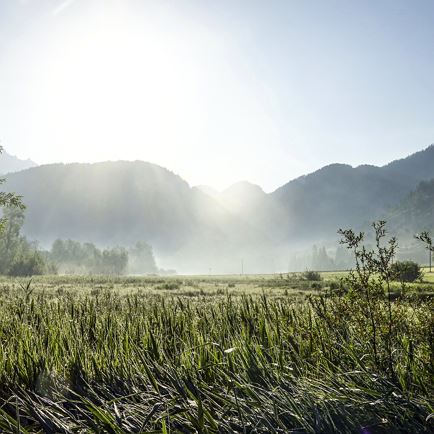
[0, 271, 432, 433]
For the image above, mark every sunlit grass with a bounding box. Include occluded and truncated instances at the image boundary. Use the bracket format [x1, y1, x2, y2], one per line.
[0, 275, 432, 432]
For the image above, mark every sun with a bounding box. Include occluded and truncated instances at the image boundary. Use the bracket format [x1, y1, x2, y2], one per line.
[36, 0, 203, 163]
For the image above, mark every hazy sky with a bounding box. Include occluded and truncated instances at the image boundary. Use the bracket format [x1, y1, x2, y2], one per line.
[1, 0, 434, 191]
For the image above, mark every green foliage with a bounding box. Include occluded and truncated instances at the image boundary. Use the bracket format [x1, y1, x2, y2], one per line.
[0, 207, 53, 276]
[49, 239, 128, 275]
[0, 146, 25, 233]
[0, 148, 49, 277]
[302, 270, 322, 281]
[337, 221, 413, 378]
[7, 250, 46, 277]
[100, 246, 128, 275]
[415, 230, 434, 272]
[0, 275, 431, 432]
[390, 180, 434, 236]
[127, 241, 157, 274]
[391, 260, 422, 282]
[48, 239, 156, 275]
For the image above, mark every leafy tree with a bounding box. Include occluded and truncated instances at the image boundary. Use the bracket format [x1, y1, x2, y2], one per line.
[338, 221, 397, 375]
[49, 239, 129, 275]
[50, 239, 101, 272]
[128, 241, 157, 274]
[0, 146, 24, 233]
[414, 231, 433, 272]
[0, 204, 50, 276]
[0, 207, 25, 273]
[100, 247, 128, 275]
[390, 260, 422, 282]
[8, 249, 46, 276]
[302, 270, 322, 281]
[0, 150, 46, 276]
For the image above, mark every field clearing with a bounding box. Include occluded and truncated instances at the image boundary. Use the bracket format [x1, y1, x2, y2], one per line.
[1, 269, 433, 298]
[0, 273, 433, 433]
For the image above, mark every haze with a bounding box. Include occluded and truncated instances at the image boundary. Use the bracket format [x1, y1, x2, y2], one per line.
[1, 0, 434, 191]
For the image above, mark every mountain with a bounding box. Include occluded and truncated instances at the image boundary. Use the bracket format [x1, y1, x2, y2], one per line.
[195, 185, 219, 199]
[4, 161, 211, 249]
[271, 144, 434, 242]
[219, 182, 266, 213]
[3, 161, 273, 273]
[2, 145, 434, 273]
[0, 150, 37, 174]
[387, 178, 434, 238]
[382, 145, 434, 186]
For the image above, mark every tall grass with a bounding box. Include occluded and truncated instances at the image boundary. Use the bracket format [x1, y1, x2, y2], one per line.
[0, 279, 432, 433]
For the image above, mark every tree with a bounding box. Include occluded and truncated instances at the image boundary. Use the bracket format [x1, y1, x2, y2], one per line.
[128, 241, 157, 274]
[338, 221, 398, 375]
[49, 240, 129, 275]
[414, 231, 433, 273]
[100, 247, 128, 275]
[0, 148, 54, 276]
[0, 206, 50, 276]
[390, 260, 422, 282]
[0, 146, 25, 233]
[0, 207, 25, 274]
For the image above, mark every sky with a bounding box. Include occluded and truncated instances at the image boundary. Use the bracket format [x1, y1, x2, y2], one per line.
[1, 0, 434, 192]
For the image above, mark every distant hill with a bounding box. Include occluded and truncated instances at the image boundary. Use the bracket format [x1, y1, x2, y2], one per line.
[4, 161, 208, 249]
[271, 144, 434, 242]
[219, 182, 266, 213]
[2, 145, 434, 273]
[0, 150, 37, 174]
[3, 161, 273, 273]
[195, 185, 219, 199]
[387, 178, 434, 238]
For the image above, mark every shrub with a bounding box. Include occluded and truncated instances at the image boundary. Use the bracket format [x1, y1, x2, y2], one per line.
[329, 280, 340, 290]
[302, 270, 322, 281]
[390, 260, 422, 282]
[8, 251, 46, 276]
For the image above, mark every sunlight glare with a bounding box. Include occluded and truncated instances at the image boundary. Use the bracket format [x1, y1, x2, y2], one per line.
[38, 2, 202, 162]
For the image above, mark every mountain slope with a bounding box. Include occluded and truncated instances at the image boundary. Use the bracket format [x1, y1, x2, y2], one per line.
[2, 145, 434, 272]
[387, 178, 434, 237]
[3, 161, 274, 273]
[271, 145, 434, 241]
[382, 144, 434, 185]
[4, 161, 205, 249]
[0, 150, 37, 174]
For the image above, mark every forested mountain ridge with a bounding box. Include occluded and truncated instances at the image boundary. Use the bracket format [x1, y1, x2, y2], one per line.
[271, 144, 434, 242]
[3, 145, 434, 272]
[386, 178, 434, 238]
[3, 161, 270, 272]
[4, 161, 203, 249]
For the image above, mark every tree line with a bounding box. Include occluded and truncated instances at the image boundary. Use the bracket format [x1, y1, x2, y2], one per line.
[0, 207, 158, 277]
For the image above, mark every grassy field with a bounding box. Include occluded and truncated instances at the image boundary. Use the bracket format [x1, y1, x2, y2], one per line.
[0, 272, 433, 433]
